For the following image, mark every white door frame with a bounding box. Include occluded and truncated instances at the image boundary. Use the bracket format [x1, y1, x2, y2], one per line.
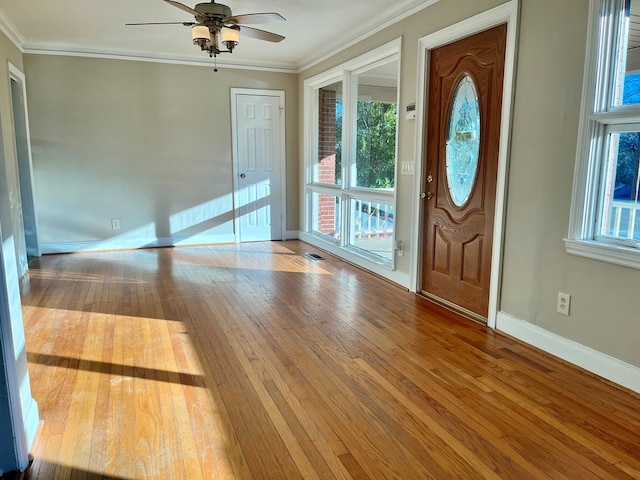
[230, 88, 287, 242]
[8, 62, 41, 258]
[0, 199, 31, 474]
[410, 2, 519, 329]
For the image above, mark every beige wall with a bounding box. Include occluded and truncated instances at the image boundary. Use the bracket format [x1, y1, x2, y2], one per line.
[502, 0, 640, 367]
[299, 0, 640, 369]
[24, 55, 298, 249]
[0, 33, 27, 274]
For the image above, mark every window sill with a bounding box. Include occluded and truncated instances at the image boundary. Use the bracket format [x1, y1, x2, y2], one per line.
[564, 238, 640, 270]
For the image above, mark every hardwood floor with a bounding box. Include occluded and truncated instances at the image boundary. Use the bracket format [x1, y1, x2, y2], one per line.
[19, 241, 640, 479]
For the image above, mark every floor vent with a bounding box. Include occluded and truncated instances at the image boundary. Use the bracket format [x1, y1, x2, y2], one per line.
[306, 253, 324, 260]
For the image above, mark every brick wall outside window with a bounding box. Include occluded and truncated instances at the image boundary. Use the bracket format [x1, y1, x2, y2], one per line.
[316, 88, 338, 236]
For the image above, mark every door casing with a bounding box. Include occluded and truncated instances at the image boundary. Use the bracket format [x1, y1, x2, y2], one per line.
[230, 88, 287, 242]
[410, 2, 520, 329]
[9, 63, 40, 262]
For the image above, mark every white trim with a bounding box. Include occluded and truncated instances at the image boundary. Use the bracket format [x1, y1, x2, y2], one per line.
[0, 8, 25, 52]
[40, 234, 236, 254]
[8, 62, 41, 258]
[286, 230, 300, 240]
[298, 0, 440, 73]
[568, 0, 607, 242]
[410, 1, 520, 330]
[564, 238, 640, 269]
[496, 312, 640, 394]
[22, 46, 298, 74]
[304, 39, 402, 90]
[22, 397, 39, 450]
[299, 231, 410, 287]
[0, 228, 32, 471]
[230, 88, 287, 242]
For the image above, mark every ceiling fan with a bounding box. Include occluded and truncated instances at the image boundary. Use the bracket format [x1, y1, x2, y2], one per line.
[127, 0, 285, 61]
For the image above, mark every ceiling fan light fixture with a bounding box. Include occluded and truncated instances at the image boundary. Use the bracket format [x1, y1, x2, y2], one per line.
[192, 24, 211, 45]
[128, 1, 286, 68]
[221, 27, 239, 52]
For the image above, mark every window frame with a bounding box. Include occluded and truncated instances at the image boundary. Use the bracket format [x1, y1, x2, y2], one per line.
[566, 0, 640, 269]
[303, 39, 401, 269]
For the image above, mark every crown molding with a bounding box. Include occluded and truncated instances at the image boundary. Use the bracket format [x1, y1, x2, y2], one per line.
[296, 0, 441, 73]
[0, 8, 26, 52]
[22, 43, 299, 73]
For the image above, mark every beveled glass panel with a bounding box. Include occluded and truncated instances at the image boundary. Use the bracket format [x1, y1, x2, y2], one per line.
[446, 75, 481, 207]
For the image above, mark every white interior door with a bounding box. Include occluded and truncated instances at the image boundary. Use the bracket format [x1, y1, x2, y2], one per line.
[232, 90, 285, 242]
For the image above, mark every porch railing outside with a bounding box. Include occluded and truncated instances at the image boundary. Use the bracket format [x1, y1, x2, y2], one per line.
[607, 200, 640, 240]
[350, 198, 394, 260]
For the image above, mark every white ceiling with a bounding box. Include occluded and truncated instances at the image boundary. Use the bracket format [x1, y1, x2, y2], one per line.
[0, 0, 438, 72]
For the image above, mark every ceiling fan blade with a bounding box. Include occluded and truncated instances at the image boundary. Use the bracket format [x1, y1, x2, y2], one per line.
[240, 26, 285, 43]
[163, 0, 201, 18]
[229, 13, 286, 25]
[126, 21, 195, 26]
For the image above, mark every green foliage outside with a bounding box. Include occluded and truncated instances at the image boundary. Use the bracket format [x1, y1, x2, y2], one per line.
[335, 100, 397, 189]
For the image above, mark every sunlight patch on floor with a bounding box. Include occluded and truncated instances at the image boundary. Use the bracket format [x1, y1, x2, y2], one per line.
[24, 306, 237, 479]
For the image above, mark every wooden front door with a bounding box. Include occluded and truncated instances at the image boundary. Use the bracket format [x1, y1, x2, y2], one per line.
[421, 25, 507, 320]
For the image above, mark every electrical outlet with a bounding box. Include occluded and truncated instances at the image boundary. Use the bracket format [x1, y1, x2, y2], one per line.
[557, 292, 571, 316]
[111, 218, 120, 230]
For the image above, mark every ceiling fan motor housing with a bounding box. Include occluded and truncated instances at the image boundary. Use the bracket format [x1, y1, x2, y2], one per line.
[194, 2, 232, 19]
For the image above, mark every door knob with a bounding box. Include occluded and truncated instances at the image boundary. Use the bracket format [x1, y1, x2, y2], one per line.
[421, 192, 433, 200]
[240, 173, 246, 178]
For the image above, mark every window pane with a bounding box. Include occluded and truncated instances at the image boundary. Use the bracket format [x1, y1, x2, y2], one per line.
[353, 61, 398, 189]
[600, 132, 640, 241]
[315, 82, 342, 185]
[311, 192, 341, 241]
[617, 0, 640, 105]
[348, 197, 394, 260]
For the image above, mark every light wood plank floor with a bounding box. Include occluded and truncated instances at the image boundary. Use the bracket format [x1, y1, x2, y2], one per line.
[18, 241, 640, 479]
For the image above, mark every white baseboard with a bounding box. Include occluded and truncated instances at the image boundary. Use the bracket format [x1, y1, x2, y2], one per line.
[285, 230, 300, 240]
[298, 232, 410, 288]
[496, 312, 640, 394]
[40, 234, 237, 254]
[23, 398, 39, 452]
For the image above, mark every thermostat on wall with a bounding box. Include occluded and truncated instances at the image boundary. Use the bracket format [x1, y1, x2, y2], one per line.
[405, 104, 416, 120]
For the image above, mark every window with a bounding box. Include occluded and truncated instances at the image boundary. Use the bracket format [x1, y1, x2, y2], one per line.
[567, 0, 640, 268]
[304, 41, 400, 266]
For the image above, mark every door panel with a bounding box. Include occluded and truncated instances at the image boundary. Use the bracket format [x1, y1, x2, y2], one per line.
[421, 25, 507, 319]
[235, 94, 283, 242]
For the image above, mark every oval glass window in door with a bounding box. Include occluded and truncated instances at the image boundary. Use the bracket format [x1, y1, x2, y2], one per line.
[445, 75, 480, 207]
